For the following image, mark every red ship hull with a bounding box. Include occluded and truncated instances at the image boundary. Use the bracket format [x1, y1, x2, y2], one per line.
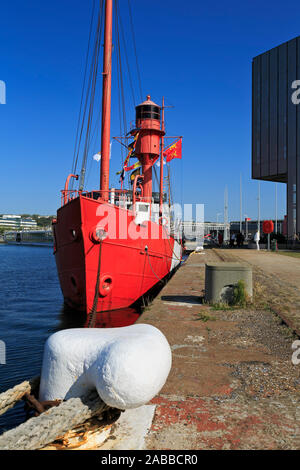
[53, 194, 182, 314]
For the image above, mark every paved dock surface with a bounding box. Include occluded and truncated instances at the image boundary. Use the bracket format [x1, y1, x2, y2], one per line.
[137, 249, 300, 450]
[216, 249, 300, 336]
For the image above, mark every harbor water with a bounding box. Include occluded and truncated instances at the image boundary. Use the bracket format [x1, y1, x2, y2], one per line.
[0, 245, 139, 433]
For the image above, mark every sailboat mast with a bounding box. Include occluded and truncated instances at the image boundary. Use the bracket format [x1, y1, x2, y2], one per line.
[100, 0, 113, 201]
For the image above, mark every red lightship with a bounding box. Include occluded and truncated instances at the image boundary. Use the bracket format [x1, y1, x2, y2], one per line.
[53, 0, 183, 317]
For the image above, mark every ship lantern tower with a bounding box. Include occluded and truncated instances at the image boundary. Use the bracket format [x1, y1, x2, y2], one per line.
[135, 95, 165, 202]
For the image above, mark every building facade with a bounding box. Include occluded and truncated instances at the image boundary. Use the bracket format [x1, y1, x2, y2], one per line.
[182, 221, 230, 239]
[252, 36, 300, 239]
[0, 215, 38, 230]
[230, 220, 283, 239]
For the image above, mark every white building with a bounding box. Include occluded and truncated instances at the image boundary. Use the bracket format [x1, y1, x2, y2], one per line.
[0, 214, 38, 230]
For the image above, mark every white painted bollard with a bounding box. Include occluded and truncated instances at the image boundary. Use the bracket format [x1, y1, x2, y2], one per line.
[39, 324, 171, 410]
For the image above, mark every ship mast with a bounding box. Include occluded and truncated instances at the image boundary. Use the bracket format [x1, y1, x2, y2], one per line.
[159, 97, 165, 221]
[100, 0, 113, 201]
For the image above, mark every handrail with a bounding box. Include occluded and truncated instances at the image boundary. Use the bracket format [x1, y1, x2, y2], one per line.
[60, 185, 154, 208]
[132, 174, 144, 212]
[62, 174, 78, 205]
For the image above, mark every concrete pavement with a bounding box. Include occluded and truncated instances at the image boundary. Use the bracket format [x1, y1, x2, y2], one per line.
[137, 249, 300, 450]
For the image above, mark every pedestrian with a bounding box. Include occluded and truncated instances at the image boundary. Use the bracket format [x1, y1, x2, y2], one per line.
[230, 232, 236, 248]
[241, 232, 245, 245]
[254, 230, 260, 250]
[218, 232, 223, 246]
[237, 232, 245, 248]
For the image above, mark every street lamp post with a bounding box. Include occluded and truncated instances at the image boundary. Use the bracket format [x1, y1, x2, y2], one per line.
[257, 182, 261, 233]
[275, 183, 278, 234]
[240, 174, 242, 233]
[244, 214, 248, 241]
[216, 212, 221, 239]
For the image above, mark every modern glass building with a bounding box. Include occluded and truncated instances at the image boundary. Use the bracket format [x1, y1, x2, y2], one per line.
[230, 220, 284, 238]
[0, 214, 37, 230]
[252, 35, 300, 240]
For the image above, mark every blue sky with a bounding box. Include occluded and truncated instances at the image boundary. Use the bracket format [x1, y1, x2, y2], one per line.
[0, 0, 299, 221]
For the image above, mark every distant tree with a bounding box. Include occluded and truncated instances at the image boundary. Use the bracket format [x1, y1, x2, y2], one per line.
[18, 214, 54, 228]
[37, 217, 52, 227]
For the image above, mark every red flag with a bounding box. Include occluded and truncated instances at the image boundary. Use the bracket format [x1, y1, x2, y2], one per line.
[163, 138, 182, 162]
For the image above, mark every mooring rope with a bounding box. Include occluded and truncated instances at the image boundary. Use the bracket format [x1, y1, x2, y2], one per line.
[162, 225, 183, 262]
[0, 389, 110, 450]
[145, 249, 164, 284]
[0, 377, 40, 417]
[87, 239, 103, 328]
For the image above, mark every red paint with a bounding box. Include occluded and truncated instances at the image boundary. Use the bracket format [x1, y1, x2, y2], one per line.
[84, 307, 140, 328]
[135, 95, 164, 202]
[100, 0, 113, 202]
[62, 174, 78, 205]
[163, 138, 182, 162]
[132, 174, 144, 207]
[150, 395, 294, 449]
[263, 220, 274, 234]
[53, 195, 179, 314]
[54, 4, 182, 316]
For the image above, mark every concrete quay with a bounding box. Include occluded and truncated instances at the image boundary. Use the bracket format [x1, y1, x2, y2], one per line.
[137, 249, 300, 450]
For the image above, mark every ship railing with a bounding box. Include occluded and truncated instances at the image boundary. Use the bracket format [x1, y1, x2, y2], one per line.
[61, 189, 131, 207]
[60, 189, 80, 206]
[61, 188, 153, 208]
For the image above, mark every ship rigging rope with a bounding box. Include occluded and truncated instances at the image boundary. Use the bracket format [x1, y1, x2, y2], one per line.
[72, 0, 104, 188]
[153, 166, 160, 192]
[86, 0, 132, 190]
[115, 0, 135, 187]
[71, 0, 96, 184]
[115, 0, 144, 117]
[115, 0, 127, 138]
[127, 0, 143, 102]
[71, 0, 144, 191]
[116, 0, 135, 108]
[71, 0, 105, 191]
[79, 3, 104, 191]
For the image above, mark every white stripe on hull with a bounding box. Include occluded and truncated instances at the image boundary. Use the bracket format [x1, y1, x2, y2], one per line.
[170, 239, 182, 272]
